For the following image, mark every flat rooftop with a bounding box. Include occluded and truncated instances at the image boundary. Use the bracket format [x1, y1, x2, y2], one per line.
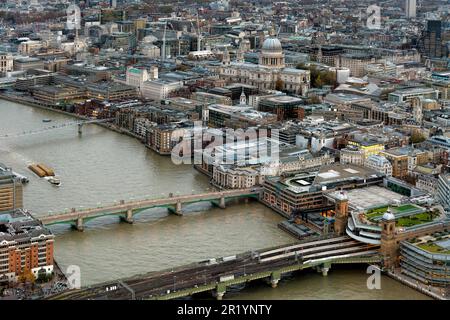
[314, 164, 380, 185]
[330, 186, 404, 211]
[0, 209, 53, 242]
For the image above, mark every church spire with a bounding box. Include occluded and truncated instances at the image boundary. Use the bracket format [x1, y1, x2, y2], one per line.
[222, 47, 230, 65]
[240, 88, 247, 105]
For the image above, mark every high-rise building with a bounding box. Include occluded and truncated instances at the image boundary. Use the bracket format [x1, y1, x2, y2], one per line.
[421, 20, 450, 58]
[0, 166, 23, 212]
[437, 174, 450, 215]
[405, 0, 416, 18]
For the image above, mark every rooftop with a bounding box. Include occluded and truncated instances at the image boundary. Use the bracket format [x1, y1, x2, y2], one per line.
[261, 95, 303, 105]
[314, 163, 381, 186]
[329, 186, 404, 211]
[0, 209, 53, 243]
[408, 231, 450, 255]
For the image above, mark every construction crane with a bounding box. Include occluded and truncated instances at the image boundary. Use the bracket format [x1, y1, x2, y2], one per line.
[189, 19, 202, 52]
[161, 20, 167, 61]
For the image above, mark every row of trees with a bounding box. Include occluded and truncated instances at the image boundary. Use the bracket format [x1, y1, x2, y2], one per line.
[17, 269, 53, 285]
[0, 11, 66, 25]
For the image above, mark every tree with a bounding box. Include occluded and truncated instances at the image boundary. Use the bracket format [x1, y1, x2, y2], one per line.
[315, 73, 324, 88]
[296, 64, 337, 88]
[410, 131, 426, 144]
[296, 63, 308, 70]
[18, 271, 35, 284]
[275, 79, 284, 91]
[175, 64, 191, 72]
[306, 96, 321, 104]
[36, 269, 50, 283]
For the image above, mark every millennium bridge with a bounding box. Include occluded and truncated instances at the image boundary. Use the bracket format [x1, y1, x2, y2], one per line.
[38, 188, 261, 231]
[0, 118, 114, 139]
[48, 235, 381, 300]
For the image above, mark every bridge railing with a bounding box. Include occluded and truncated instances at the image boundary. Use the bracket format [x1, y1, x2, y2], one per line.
[0, 118, 115, 139]
[40, 188, 260, 217]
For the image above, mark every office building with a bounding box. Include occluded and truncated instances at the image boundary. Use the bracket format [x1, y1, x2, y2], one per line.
[405, 0, 416, 18]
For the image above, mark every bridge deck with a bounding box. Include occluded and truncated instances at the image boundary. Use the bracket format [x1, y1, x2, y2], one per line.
[0, 118, 114, 139]
[47, 235, 381, 300]
[39, 188, 261, 225]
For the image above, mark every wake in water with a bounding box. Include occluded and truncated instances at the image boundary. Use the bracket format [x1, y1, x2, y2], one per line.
[0, 141, 36, 171]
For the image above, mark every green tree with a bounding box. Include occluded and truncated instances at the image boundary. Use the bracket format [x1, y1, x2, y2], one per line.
[275, 79, 284, 91]
[306, 96, 321, 104]
[410, 131, 426, 144]
[296, 64, 336, 88]
[314, 74, 323, 88]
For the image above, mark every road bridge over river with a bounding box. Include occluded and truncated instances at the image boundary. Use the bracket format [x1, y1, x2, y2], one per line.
[38, 188, 261, 231]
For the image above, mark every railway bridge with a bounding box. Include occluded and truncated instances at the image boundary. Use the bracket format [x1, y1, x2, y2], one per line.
[48, 235, 381, 300]
[38, 188, 261, 231]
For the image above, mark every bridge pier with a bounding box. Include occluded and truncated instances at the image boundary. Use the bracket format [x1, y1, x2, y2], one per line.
[219, 196, 226, 209]
[270, 271, 281, 288]
[120, 209, 134, 224]
[168, 201, 183, 215]
[72, 217, 84, 232]
[320, 262, 331, 276]
[214, 284, 226, 300]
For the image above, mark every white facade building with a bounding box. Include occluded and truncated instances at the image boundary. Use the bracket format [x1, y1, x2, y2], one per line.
[126, 67, 150, 96]
[340, 147, 365, 166]
[141, 79, 183, 101]
[406, 0, 416, 18]
[365, 154, 393, 177]
[0, 53, 13, 73]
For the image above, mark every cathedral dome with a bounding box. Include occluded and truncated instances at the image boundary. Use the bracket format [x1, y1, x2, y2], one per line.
[262, 37, 282, 52]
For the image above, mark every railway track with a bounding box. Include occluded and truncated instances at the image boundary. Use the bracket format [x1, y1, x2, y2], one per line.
[49, 236, 379, 300]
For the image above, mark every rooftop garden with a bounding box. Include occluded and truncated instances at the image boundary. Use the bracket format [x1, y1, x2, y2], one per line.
[365, 206, 388, 220]
[417, 243, 450, 255]
[363, 204, 441, 228]
[365, 204, 422, 221]
[396, 211, 438, 228]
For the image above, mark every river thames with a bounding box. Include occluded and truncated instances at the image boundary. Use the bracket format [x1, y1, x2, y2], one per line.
[0, 100, 429, 299]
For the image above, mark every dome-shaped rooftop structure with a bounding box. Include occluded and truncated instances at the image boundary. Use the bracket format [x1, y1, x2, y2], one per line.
[382, 209, 395, 221]
[142, 35, 158, 44]
[262, 37, 282, 52]
[259, 36, 285, 68]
